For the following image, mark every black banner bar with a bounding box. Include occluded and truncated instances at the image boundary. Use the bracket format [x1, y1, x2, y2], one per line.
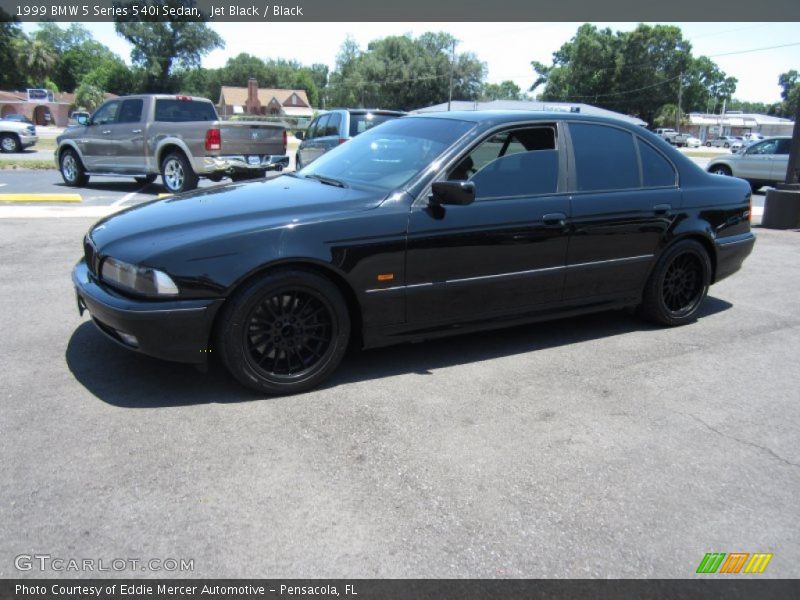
[2, 0, 800, 22]
[2, 580, 800, 600]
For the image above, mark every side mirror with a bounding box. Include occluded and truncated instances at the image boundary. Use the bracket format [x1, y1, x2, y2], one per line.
[294, 131, 304, 141]
[430, 180, 475, 206]
[77, 115, 89, 125]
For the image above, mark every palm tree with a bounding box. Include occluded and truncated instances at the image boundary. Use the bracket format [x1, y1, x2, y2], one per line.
[18, 39, 57, 87]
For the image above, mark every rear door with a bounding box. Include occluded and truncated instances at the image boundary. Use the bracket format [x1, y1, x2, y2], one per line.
[406, 123, 571, 325]
[769, 138, 791, 182]
[562, 122, 680, 301]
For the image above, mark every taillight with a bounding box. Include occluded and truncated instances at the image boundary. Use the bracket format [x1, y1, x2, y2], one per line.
[205, 128, 221, 151]
[338, 138, 348, 145]
[176, 95, 191, 101]
[282, 129, 287, 152]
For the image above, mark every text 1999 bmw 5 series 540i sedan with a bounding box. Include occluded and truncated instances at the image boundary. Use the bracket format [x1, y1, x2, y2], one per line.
[73, 111, 755, 395]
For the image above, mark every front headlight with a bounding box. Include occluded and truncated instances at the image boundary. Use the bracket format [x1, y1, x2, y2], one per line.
[101, 257, 179, 296]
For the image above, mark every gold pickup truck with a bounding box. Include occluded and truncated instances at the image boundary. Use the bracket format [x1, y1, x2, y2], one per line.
[56, 94, 289, 193]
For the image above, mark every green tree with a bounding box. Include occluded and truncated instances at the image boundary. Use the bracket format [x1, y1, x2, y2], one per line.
[0, 12, 26, 90]
[530, 24, 736, 125]
[482, 80, 523, 101]
[778, 70, 799, 118]
[18, 39, 57, 87]
[114, 18, 223, 92]
[74, 83, 105, 111]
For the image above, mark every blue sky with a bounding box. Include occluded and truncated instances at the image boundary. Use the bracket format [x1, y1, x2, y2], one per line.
[21, 21, 800, 104]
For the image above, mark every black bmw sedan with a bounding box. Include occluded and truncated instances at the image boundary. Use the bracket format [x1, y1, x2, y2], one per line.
[73, 111, 755, 395]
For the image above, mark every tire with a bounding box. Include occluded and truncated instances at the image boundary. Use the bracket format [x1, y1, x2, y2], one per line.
[0, 133, 20, 153]
[709, 165, 732, 176]
[723, 143, 730, 148]
[638, 240, 711, 327]
[134, 175, 157, 185]
[59, 148, 89, 186]
[160, 151, 198, 193]
[215, 269, 351, 395]
[705, 142, 712, 147]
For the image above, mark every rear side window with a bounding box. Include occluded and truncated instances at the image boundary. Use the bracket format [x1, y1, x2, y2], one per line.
[570, 123, 639, 191]
[154, 99, 217, 122]
[349, 113, 399, 137]
[638, 139, 676, 187]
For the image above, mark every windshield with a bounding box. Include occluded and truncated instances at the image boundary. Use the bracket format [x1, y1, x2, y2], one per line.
[299, 116, 475, 192]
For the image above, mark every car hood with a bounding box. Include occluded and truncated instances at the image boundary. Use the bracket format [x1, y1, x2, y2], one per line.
[89, 175, 385, 262]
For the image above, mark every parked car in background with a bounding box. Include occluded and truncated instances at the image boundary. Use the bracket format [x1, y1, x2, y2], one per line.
[73, 111, 755, 395]
[57, 95, 289, 193]
[707, 136, 791, 191]
[1, 113, 34, 125]
[685, 136, 702, 148]
[295, 108, 405, 169]
[0, 118, 37, 153]
[707, 136, 744, 151]
[742, 133, 765, 144]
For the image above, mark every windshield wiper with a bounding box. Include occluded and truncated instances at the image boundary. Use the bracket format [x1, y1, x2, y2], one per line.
[305, 174, 348, 188]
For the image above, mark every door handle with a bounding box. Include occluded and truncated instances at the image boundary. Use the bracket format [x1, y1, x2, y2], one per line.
[131, 129, 142, 134]
[542, 212, 567, 226]
[101, 130, 111, 135]
[653, 204, 672, 214]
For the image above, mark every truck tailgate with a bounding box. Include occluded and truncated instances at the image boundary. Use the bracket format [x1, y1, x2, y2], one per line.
[219, 122, 285, 156]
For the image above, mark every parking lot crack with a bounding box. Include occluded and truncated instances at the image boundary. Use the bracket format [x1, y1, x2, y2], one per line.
[686, 413, 800, 470]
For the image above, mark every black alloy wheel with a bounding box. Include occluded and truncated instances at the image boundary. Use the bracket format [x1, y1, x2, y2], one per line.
[639, 240, 711, 326]
[216, 269, 350, 395]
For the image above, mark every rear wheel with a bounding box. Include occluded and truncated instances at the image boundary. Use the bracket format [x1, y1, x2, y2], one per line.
[215, 269, 351, 395]
[160, 151, 198, 193]
[709, 165, 732, 176]
[639, 240, 711, 327]
[0, 133, 20, 153]
[59, 149, 89, 186]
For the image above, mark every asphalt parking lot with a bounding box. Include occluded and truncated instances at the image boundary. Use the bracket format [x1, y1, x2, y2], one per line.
[1, 216, 798, 578]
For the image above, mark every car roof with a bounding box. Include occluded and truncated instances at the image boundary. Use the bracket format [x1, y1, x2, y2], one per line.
[327, 108, 406, 115]
[409, 110, 647, 129]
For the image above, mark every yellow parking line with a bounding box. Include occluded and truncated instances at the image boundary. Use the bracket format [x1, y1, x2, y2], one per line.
[0, 193, 82, 203]
[157, 193, 173, 198]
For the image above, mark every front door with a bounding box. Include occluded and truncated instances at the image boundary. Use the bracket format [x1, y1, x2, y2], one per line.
[738, 138, 781, 182]
[81, 100, 120, 171]
[405, 124, 571, 326]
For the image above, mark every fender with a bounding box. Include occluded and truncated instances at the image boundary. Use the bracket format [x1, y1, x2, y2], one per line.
[56, 139, 87, 168]
[152, 137, 195, 172]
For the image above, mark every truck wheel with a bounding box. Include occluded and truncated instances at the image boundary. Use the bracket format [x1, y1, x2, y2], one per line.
[0, 134, 21, 153]
[134, 175, 157, 185]
[59, 149, 89, 186]
[161, 152, 198, 193]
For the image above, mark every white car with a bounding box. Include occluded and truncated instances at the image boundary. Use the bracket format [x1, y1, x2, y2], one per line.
[685, 136, 702, 148]
[706, 136, 790, 191]
[0, 118, 38, 153]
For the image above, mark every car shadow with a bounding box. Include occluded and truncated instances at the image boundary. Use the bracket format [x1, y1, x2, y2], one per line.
[52, 180, 165, 195]
[66, 296, 733, 408]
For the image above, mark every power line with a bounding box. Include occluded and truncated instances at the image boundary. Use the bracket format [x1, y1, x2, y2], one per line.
[708, 41, 800, 58]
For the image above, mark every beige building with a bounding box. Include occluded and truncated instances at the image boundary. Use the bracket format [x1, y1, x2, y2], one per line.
[218, 79, 313, 119]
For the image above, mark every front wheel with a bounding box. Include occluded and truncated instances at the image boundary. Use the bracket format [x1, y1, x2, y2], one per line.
[638, 240, 711, 327]
[215, 269, 351, 395]
[59, 149, 89, 186]
[0, 133, 20, 153]
[160, 152, 198, 193]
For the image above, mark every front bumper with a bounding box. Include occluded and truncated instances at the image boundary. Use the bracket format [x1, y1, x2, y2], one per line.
[714, 232, 756, 283]
[196, 154, 290, 175]
[72, 260, 224, 364]
[19, 134, 38, 148]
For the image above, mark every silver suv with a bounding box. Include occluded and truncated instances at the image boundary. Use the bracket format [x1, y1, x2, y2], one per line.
[707, 136, 791, 191]
[295, 109, 405, 169]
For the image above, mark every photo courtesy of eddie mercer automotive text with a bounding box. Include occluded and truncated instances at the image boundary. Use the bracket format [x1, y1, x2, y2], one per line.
[73, 111, 755, 397]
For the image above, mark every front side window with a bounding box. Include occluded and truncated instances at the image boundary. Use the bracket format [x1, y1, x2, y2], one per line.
[117, 99, 143, 124]
[747, 140, 779, 155]
[448, 126, 558, 199]
[92, 101, 120, 125]
[570, 123, 639, 192]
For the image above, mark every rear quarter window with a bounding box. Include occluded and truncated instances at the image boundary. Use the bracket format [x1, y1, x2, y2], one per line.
[638, 139, 676, 187]
[154, 100, 217, 122]
[570, 123, 639, 192]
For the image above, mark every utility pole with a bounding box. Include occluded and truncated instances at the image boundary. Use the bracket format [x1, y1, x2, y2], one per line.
[676, 72, 683, 132]
[784, 98, 800, 184]
[448, 39, 456, 111]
